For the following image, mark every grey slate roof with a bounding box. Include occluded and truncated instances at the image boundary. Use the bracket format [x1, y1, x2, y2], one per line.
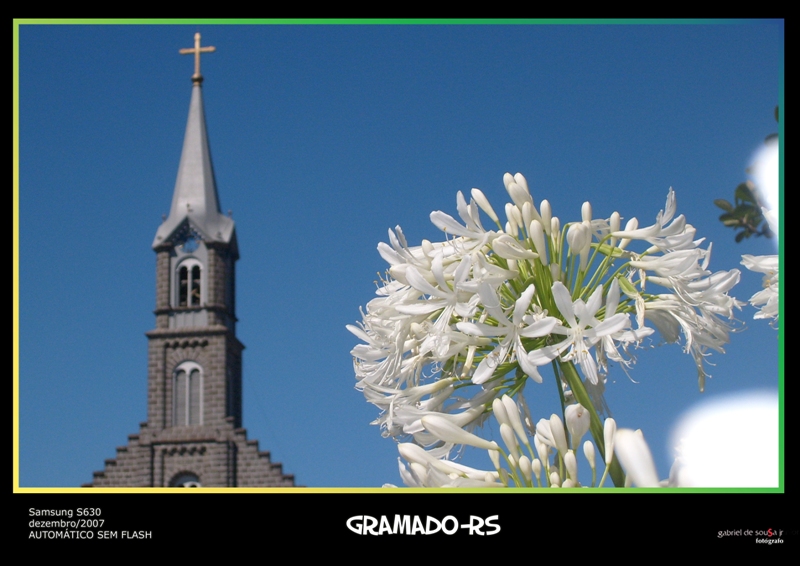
[153, 83, 235, 248]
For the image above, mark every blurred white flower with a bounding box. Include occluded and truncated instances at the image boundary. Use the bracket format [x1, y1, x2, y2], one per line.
[752, 139, 780, 239]
[613, 429, 661, 488]
[669, 390, 779, 487]
[739, 135, 780, 325]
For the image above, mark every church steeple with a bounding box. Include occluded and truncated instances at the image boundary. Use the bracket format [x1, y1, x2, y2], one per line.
[86, 33, 294, 487]
[153, 33, 234, 249]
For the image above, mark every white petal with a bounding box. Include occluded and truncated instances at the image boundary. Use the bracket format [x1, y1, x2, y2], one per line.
[551, 281, 577, 328]
[471, 188, 499, 223]
[421, 415, 499, 450]
[518, 317, 559, 338]
[525, 340, 569, 365]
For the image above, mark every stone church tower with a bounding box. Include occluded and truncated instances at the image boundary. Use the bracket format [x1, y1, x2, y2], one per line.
[87, 34, 294, 487]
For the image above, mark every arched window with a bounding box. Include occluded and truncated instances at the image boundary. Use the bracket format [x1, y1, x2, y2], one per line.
[177, 259, 202, 307]
[169, 472, 201, 487]
[173, 361, 202, 426]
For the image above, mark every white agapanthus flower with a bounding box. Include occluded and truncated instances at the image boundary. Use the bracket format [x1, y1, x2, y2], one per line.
[741, 208, 779, 325]
[349, 173, 741, 486]
[741, 253, 779, 322]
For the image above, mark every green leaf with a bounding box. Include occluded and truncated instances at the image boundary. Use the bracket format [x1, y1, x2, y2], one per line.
[735, 231, 747, 243]
[735, 182, 757, 205]
[714, 199, 734, 212]
[733, 205, 757, 220]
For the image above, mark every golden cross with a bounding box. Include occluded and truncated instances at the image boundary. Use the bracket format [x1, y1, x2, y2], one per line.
[179, 33, 216, 84]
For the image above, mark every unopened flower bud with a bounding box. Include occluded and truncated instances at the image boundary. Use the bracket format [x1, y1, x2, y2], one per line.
[522, 201, 533, 233]
[502, 172, 515, 190]
[398, 443, 459, 476]
[488, 447, 501, 470]
[519, 455, 532, 484]
[492, 398, 510, 427]
[582, 201, 593, 222]
[506, 183, 530, 210]
[583, 440, 596, 470]
[617, 217, 638, 250]
[623, 217, 638, 232]
[564, 449, 578, 480]
[534, 436, 549, 464]
[529, 219, 548, 265]
[604, 418, 617, 465]
[505, 202, 522, 229]
[471, 188, 499, 224]
[565, 403, 591, 449]
[549, 414, 568, 457]
[513, 172, 530, 195]
[421, 415, 499, 451]
[492, 234, 537, 260]
[609, 211, 620, 248]
[500, 423, 519, 456]
[501, 395, 530, 447]
[550, 216, 560, 239]
[540, 200, 552, 232]
[568, 223, 591, 271]
[531, 458, 542, 483]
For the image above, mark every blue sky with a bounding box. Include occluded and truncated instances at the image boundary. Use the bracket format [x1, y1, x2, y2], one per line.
[16, 21, 782, 488]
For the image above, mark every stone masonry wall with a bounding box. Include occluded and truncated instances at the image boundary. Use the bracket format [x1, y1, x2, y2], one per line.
[86, 421, 294, 487]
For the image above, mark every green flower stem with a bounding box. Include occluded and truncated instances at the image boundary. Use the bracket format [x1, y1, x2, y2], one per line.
[567, 255, 580, 299]
[597, 460, 611, 487]
[497, 447, 523, 487]
[580, 238, 617, 301]
[558, 359, 625, 487]
[552, 360, 568, 424]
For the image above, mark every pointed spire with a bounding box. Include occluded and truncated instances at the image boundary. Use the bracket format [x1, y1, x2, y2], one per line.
[153, 35, 234, 249]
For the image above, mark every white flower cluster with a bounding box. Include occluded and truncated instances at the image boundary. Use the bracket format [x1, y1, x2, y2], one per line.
[394, 395, 667, 488]
[349, 173, 742, 484]
[741, 208, 779, 325]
